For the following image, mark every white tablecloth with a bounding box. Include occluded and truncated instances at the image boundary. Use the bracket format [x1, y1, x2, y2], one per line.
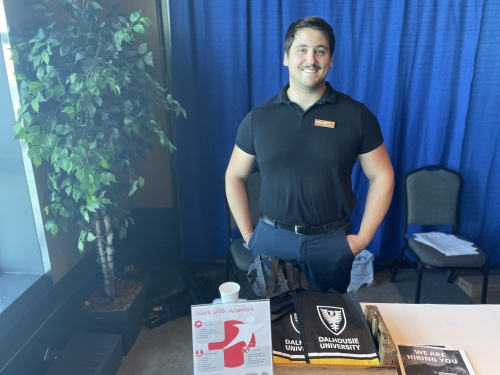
[362, 303, 500, 374]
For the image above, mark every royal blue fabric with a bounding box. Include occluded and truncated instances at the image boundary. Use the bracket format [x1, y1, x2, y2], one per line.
[169, 0, 500, 267]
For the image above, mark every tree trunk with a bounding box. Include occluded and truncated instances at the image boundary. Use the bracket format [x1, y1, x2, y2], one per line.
[95, 210, 116, 299]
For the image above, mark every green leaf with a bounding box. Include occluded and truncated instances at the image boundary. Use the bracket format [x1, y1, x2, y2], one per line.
[130, 11, 141, 23]
[123, 100, 133, 114]
[93, 96, 103, 107]
[128, 180, 138, 197]
[68, 73, 78, 84]
[75, 51, 86, 62]
[62, 106, 75, 119]
[33, 27, 47, 42]
[90, 1, 103, 10]
[31, 99, 40, 112]
[28, 81, 42, 90]
[55, 124, 72, 135]
[140, 17, 152, 28]
[143, 52, 153, 66]
[133, 24, 145, 34]
[100, 157, 109, 168]
[110, 128, 119, 139]
[69, 81, 83, 94]
[41, 50, 50, 65]
[135, 58, 144, 71]
[83, 210, 90, 222]
[53, 84, 65, 98]
[33, 55, 42, 68]
[70, 153, 84, 168]
[32, 155, 42, 168]
[138, 43, 147, 55]
[124, 116, 134, 126]
[85, 76, 97, 93]
[78, 238, 84, 252]
[109, 79, 120, 95]
[45, 220, 59, 236]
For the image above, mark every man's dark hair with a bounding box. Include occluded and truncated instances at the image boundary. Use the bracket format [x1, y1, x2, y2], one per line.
[284, 16, 336, 57]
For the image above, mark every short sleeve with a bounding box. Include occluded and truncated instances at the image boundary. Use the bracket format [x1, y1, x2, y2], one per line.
[359, 105, 383, 154]
[235, 111, 256, 155]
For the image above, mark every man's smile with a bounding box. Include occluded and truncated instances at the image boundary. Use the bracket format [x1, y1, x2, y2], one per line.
[301, 65, 320, 73]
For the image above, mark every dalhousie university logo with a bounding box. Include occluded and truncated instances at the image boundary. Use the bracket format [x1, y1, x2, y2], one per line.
[317, 306, 346, 336]
[289, 312, 300, 334]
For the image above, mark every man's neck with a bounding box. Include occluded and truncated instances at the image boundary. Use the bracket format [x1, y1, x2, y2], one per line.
[287, 84, 326, 111]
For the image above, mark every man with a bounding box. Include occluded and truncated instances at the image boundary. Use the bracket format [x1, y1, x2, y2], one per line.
[225, 16, 394, 293]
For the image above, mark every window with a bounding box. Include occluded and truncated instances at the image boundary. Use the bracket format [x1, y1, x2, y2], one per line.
[0, 1, 51, 314]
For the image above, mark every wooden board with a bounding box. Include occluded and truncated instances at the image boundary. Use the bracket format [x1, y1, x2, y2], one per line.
[455, 274, 500, 302]
[273, 305, 399, 375]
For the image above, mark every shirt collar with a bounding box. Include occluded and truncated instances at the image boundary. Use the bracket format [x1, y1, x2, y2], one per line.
[274, 82, 337, 104]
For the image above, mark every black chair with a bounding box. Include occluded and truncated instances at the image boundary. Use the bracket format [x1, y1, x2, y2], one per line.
[391, 165, 489, 303]
[225, 171, 261, 281]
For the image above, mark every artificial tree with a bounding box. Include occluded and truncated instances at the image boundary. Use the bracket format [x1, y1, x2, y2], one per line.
[11, 0, 185, 300]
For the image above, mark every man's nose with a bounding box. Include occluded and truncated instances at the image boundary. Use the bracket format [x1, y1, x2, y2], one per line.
[305, 50, 317, 63]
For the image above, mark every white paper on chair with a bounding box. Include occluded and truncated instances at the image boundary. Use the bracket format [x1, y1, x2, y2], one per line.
[413, 232, 478, 256]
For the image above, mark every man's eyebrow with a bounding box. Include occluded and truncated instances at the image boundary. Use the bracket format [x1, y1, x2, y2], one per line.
[294, 43, 329, 50]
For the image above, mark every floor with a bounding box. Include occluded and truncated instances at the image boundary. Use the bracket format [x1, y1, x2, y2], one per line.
[115, 262, 499, 375]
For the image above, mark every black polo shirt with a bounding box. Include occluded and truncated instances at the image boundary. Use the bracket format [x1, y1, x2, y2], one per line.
[236, 82, 383, 226]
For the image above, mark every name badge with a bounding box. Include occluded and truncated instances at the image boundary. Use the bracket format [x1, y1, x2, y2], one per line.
[314, 119, 336, 128]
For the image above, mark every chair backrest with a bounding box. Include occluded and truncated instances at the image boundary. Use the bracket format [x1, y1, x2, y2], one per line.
[228, 171, 261, 231]
[404, 165, 460, 228]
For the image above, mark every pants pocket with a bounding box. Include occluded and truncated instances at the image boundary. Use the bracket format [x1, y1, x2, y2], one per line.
[248, 221, 260, 257]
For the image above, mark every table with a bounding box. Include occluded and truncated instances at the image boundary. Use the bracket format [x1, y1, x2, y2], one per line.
[362, 303, 500, 374]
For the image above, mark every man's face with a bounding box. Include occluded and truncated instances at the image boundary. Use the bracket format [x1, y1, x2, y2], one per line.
[284, 28, 333, 91]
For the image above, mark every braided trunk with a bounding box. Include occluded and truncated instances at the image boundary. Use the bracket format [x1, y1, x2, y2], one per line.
[94, 210, 116, 299]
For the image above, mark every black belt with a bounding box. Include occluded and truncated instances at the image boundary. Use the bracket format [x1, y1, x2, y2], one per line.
[260, 214, 349, 235]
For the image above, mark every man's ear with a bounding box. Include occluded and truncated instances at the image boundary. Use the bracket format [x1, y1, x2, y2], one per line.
[283, 52, 289, 66]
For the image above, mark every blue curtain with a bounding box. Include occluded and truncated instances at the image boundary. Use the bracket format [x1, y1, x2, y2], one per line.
[169, 0, 500, 267]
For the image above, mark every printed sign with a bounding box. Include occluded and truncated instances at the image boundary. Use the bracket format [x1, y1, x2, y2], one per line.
[398, 345, 476, 375]
[191, 300, 273, 375]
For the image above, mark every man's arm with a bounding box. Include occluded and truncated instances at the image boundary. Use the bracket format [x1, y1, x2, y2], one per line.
[225, 146, 257, 243]
[347, 143, 394, 255]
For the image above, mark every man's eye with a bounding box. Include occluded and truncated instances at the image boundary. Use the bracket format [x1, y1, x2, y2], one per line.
[316, 50, 325, 55]
[297, 49, 307, 54]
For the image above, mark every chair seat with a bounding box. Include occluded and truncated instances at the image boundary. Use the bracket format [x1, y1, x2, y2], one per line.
[408, 237, 487, 268]
[230, 239, 254, 272]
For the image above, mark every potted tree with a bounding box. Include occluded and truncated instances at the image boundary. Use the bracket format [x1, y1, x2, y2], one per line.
[10, 0, 185, 353]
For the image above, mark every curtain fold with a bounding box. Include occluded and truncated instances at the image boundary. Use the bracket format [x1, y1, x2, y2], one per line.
[169, 0, 500, 267]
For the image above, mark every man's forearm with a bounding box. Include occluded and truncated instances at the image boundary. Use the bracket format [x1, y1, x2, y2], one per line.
[225, 175, 254, 240]
[357, 171, 394, 247]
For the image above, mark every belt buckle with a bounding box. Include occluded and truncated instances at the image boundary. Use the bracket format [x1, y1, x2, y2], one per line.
[294, 226, 303, 235]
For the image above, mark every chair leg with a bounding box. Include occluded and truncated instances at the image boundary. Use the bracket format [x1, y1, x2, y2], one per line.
[446, 270, 457, 283]
[415, 261, 423, 304]
[226, 251, 237, 282]
[481, 266, 489, 304]
[226, 252, 231, 280]
[391, 245, 407, 282]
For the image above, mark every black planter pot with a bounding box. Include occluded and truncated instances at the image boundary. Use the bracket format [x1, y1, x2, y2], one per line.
[77, 273, 150, 355]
